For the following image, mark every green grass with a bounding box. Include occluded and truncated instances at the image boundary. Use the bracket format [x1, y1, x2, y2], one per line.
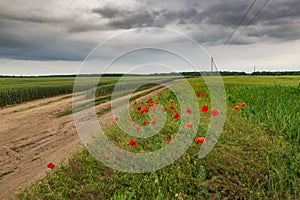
[17, 76, 300, 199]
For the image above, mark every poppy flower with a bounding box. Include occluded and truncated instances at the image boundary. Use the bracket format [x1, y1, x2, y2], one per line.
[211, 109, 220, 117]
[150, 103, 155, 107]
[196, 93, 201, 97]
[173, 112, 180, 119]
[162, 107, 167, 112]
[137, 106, 142, 111]
[201, 93, 206, 97]
[166, 139, 172, 143]
[201, 105, 209, 112]
[233, 105, 240, 110]
[47, 163, 55, 169]
[132, 121, 136, 125]
[140, 110, 144, 114]
[140, 102, 144, 105]
[144, 106, 150, 113]
[195, 137, 205, 144]
[155, 101, 159, 105]
[136, 126, 141, 132]
[133, 101, 137, 105]
[170, 105, 175, 110]
[186, 108, 192, 114]
[240, 103, 246, 108]
[152, 107, 157, 112]
[186, 123, 193, 129]
[127, 117, 132, 121]
[170, 99, 175, 103]
[91, 136, 96, 139]
[142, 120, 148, 125]
[151, 117, 157, 125]
[147, 98, 152, 103]
[128, 140, 137, 146]
[114, 143, 119, 147]
[114, 116, 119, 122]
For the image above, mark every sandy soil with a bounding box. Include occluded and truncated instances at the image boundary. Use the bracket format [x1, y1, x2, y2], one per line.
[0, 83, 172, 200]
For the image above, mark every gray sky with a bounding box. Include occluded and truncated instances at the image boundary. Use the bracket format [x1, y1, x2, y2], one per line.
[0, 0, 299, 75]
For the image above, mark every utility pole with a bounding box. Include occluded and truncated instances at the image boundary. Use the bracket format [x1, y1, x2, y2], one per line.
[211, 57, 213, 72]
[254, 66, 256, 73]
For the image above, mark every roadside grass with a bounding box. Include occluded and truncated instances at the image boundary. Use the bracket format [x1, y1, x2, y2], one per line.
[17, 76, 300, 199]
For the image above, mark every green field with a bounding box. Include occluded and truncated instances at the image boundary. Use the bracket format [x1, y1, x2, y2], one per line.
[13, 76, 300, 199]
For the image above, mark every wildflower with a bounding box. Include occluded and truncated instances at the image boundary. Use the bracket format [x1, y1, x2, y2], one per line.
[201, 93, 205, 97]
[127, 117, 132, 121]
[186, 123, 193, 129]
[195, 137, 205, 144]
[136, 126, 141, 132]
[128, 140, 137, 146]
[137, 106, 142, 111]
[170, 99, 175, 103]
[140, 102, 144, 105]
[186, 108, 192, 114]
[170, 105, 175, 110]
[140, 110, 144, 114]
[114, 116, 119, 122]
[211, 109, 220, 117]
[142, 120, 148, 125]
[201, 105, 209, 112]
[196, 93, 201, 97]
[233, 105, 240, 110]
[240, 103, 246, 108]
[173, 112, 180, 119]
[47, 163, 55, 169]
[91, 136, 96, 139]
[162, 107, 167, 112]
[152, 107, 157, 112]
[151, 117, 157, 125]
[166, 139, 172, 143]
[133, 101, 137, 105]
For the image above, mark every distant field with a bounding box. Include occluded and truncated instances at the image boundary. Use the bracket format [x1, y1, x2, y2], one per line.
[0, 76, 180, 107]
[17, 75, 299, 199]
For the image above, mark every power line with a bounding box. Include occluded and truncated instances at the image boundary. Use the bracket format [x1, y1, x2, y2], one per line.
[227, 0, 271, 47]
[216, 0, 257, 55]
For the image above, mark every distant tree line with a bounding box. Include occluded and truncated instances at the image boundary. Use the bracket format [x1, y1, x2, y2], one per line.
[1, 71, 299, 78]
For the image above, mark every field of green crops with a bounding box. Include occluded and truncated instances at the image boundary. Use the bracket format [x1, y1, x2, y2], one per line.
[15, 76, 300, 199]
[0, 76, 178, 107]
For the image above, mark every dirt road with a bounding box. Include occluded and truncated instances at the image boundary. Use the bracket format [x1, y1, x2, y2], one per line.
[0, 84, 171, 199]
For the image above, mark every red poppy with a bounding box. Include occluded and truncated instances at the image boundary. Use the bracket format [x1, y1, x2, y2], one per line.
[186, 108, 192, 114]
[114, 116, 119, 122]
[162, 107, 167, 112]
[196, 93, 201, 97]
[166, 139, 172, 143]
[195, 137, 205, 144]
[142, 120, 148, 125]
[155, 101, 159, 105]
[137, 106, 142, 111]
[152, 107, 157, 112]
[170, 99, 175, 103]
[173, 112, 180, 119]
[147, 98, 152, 103]
[127, 117, 132, 121]
[140, 110, 144, 114]
[201, 93, 205, 97]
[47, 162, 55, 169]
[132, 121, 136, 125]
[133, 101, 137, 105]
[240, 103, 246, 108]
[91, 136, 96, 139]
[151, 117, 157, 125]
[211, 109, 220, 117]
[233, 105, 240, 110]
[201, 105, 209, 112]
[150, 103, 155, 107]
[140, 102, 144, 105]
[114, 143, 119, 147]
[186, 123, 193, 129]
[128, 140, 137, 146]
[136, 126, 141, 132]
[144, 106, 150, 113]
[170, 105, 175, 110]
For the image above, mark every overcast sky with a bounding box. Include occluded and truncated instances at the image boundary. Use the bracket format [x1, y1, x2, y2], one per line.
[0, 0, 299, 75]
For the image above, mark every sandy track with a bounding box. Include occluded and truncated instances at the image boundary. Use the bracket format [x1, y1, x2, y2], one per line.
[0, 83, 172, 200]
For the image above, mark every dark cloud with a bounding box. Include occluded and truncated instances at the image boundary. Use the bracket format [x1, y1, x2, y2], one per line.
[0, 0, 299, 61]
